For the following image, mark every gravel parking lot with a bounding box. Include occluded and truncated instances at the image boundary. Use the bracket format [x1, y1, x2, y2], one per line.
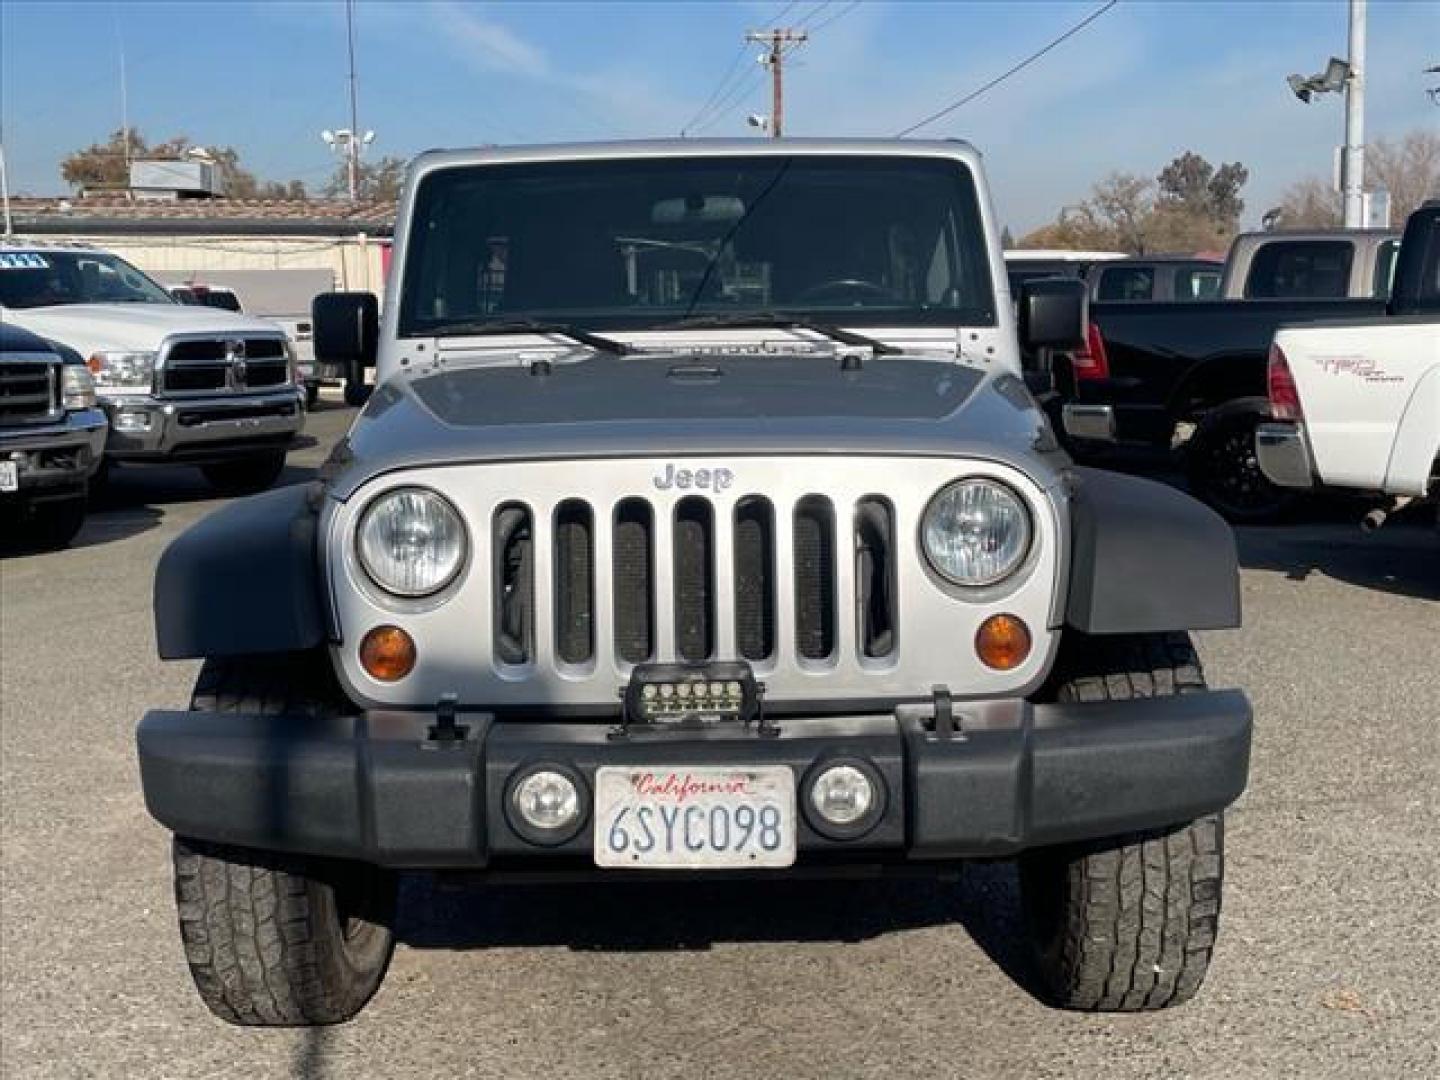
[2, 397, 1436, 1079]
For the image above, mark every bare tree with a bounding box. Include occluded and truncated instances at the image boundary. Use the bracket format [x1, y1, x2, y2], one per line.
[1273, 130, 1439, 229]
[1368, 130, 1440, 222]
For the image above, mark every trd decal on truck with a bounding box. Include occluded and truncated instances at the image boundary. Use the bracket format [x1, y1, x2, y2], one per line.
[1316, 355, 1404, 383]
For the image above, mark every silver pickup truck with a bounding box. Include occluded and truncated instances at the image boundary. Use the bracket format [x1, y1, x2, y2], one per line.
[0, 243, 305, 494]
[138, 139, 1252, 1025]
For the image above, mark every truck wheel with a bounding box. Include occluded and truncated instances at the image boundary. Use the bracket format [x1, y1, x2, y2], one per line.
[343, 377, 371, 408]
[27, 496, 88, 550]
[172, 653, 396, 1026]
[200, 451, 286, 496]
[305, 382, 321, 409]
[1019, 632, 1225, 1011]
[1185, 401, 1295, 523]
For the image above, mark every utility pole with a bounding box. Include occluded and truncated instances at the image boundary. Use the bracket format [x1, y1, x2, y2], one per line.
[1341, 0, 1366, 228]
[345, 0, 361, 201]
[0, 133, 13, 237]
[745, 29, 807, 138]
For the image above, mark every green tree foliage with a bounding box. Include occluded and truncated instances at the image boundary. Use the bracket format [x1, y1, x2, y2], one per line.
[1020, 151, 1249, 254]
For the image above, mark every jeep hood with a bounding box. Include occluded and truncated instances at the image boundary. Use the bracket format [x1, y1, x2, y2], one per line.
[325, 353, 1062, 499]
[4, 303, 283, 356]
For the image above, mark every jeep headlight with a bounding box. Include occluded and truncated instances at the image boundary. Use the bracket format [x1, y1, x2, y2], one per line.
[921, 478, 1031, 587]
[356, 487, 468, 597]
[61, 365, 97, 409]
[86, 350, 155, 390]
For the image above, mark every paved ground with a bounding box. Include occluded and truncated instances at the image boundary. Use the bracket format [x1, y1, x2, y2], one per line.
[2, 398, 1437, 1079]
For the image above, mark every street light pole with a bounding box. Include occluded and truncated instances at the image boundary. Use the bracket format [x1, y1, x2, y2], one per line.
[346, 0, 361, 201]
[1342, 0, 1366, 228]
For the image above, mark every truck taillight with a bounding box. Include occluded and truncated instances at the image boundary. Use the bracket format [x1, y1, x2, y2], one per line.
[1071, 322, 1110, 382]
[1267, 344, 1302, 421]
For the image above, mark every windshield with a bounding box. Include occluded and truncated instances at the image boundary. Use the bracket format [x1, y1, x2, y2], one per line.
[399, 154, 997, 336]
[0, 250, 175, 309]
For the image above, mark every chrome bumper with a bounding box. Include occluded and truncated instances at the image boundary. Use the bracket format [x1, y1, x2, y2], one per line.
[1255, 422, 1316, 490]
[101, 388, 305, 462]
[0, 409, 108, 493]
[1062, 403, 1116, 442]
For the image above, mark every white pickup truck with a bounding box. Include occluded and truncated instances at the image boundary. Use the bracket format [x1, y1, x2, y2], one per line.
[0, 241, 306, 494]
[1256, 203, 1440, 521]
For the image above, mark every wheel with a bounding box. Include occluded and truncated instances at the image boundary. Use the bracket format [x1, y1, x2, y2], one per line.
[172, 654, 396, 1026]
[305, 382, 320, 409]
[200, 451, 286, 496]
[26, 495, 87, 550]
[1185, 402, 1296, 523]
[1019, 632, 1225, 1011]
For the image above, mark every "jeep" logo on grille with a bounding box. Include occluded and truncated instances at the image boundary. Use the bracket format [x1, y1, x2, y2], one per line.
[653, 465, 734, 492]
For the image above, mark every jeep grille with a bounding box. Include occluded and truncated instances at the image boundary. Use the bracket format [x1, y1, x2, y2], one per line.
[488, 492, 896, 671]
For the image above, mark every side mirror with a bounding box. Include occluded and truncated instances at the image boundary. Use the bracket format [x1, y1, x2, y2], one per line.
[1018, 277, 1087, 351]
[312, 291, 379, 369]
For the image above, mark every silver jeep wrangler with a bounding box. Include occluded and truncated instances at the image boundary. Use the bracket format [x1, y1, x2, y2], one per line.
[139, 140, 1252, 1025]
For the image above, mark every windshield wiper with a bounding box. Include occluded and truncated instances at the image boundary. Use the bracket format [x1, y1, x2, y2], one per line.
[656, 312, 903, 355]
[429, 319, 634, 355]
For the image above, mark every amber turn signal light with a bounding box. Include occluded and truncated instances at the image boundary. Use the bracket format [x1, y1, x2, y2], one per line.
[975, 614, 1031, 671]
[359, 625, 416, 682]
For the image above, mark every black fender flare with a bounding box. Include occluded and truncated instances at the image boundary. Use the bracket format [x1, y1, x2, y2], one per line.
[1065, 466, 1241, 634]
[154, 483, 328, 660]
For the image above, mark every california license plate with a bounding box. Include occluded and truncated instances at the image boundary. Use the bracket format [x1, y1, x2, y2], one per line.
[0, 461, 17, 493]
[593, 766, 796, 869]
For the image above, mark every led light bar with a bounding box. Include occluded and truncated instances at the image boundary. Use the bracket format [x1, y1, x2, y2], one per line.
[623, 661, 760, 727]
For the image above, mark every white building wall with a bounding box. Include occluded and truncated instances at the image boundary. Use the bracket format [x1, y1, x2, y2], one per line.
[53, 232, 388, 297]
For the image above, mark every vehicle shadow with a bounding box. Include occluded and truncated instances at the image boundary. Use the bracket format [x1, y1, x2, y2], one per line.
[0, 462, 324, 558]
[1234, 516, 1439, 601]
[394, 860, 1046, 995]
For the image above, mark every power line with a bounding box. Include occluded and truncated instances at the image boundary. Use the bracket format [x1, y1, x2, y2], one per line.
[895, 0, 1119, 137]
[806, 0, 861, 35]
[681, 44, 751, 135]
[689, 51, 772, 136]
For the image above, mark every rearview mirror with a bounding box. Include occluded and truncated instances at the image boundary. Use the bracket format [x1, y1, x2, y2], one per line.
[1018, 277, 1087, 351]
[312, 291, 379, 369]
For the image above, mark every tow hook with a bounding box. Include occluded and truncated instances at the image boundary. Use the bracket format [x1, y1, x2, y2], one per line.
[1361, 496, 1414, 533]
[425, 693, 470, 745]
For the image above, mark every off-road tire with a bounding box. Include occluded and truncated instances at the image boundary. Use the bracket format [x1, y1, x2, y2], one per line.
[172, 654, 396, 1026]
[1019, 632, 1225, 1011]
[200, 451, 287, 496]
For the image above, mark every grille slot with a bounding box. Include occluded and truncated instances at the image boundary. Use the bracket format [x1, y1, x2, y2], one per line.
[493, 504, 534, 666]
[0, 361, 59, 423]
[733, 497, 776, 661]
[161, 337, 289, 395]
[553, 501, 594, 665]
[613, 499, 654, 664]
[673, 497, 715, 661]
[855, 497, 897, 659]
[793, 497, 837, 660]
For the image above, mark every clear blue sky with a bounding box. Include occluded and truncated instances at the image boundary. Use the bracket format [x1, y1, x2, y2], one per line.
[1, 1, 1435, 230]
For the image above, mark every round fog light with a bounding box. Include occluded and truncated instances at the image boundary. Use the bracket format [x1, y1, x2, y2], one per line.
[506, 766, 587, 845]
[805, 760, 885, 839]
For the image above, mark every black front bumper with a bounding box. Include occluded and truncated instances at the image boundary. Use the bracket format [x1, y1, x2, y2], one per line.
[137, 692, 1251, 870]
